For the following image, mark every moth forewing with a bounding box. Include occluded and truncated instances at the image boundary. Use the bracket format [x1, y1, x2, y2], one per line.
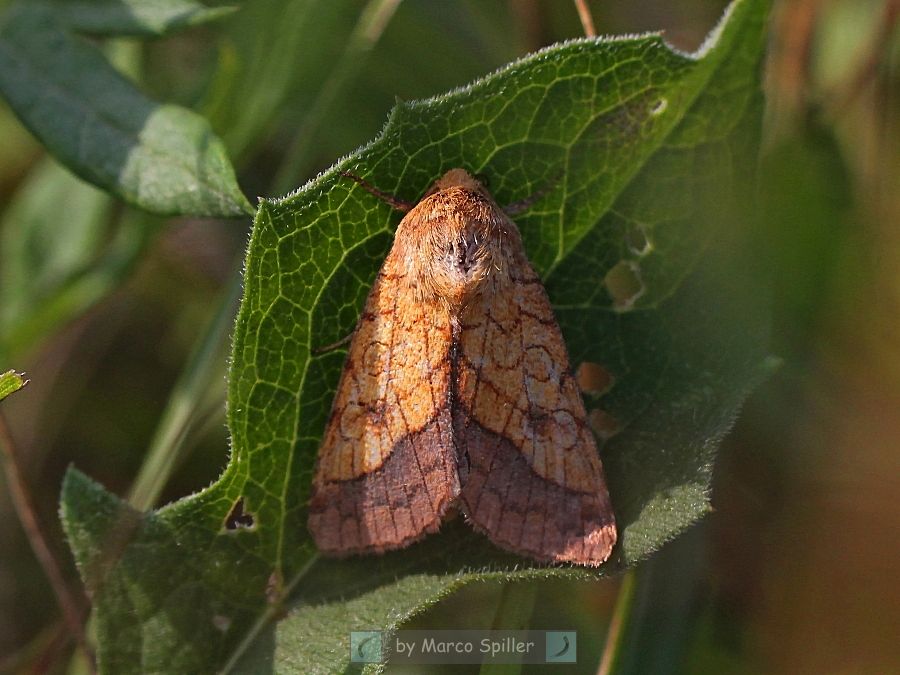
[309, 169, 616, 566]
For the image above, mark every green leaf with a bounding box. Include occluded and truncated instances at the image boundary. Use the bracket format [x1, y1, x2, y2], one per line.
[60, 0, 772, 672]
[0, 159, 111, 331]
[0, 44, 157, 361]
[0, 6, 252, 218]
[38, 0, 236, 37]
[0, 369, 27, 401]
[0, 158, 121, 360]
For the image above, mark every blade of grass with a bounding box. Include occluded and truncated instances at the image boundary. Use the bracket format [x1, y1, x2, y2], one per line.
[478, 582, 537, 675]
[596, 571, 636, 675]
[271, 0, 403, 194]
[127, 270, 241, 510]
[605, 526, 709, 674]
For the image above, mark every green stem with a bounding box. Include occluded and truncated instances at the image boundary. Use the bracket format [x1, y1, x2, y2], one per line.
[271, 0, 403, 194]
[597, 570, 636, 675]
[127, 271, 241, 510]
[601, 526, 709, 674]
[219, 553, 321, 674]
[478, 581, 538, 675]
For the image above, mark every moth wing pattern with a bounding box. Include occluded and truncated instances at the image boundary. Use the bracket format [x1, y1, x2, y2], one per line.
[310, 168, 617, 566]
[454, 230, 617, 565]
[308, 251, 460, 554]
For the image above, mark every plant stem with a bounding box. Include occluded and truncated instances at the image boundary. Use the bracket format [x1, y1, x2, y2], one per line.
[219, 554, 321, 674]
[827, 0, 899, 116]
[478, 581, 537, 675]
[574, 0, 597, 37]
[127, 271, 241, 510]
[0, 411, 95, 672]
[596, 570, 636, 675]
[271, 0, 403, 194]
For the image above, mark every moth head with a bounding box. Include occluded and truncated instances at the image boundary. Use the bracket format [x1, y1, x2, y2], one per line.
[431, 205, 497, 300]
[399, 173, 514, 309]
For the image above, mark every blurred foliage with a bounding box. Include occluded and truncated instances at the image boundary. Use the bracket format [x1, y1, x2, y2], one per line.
[0, 0, 898, 673]
[60, 2, 771, 671]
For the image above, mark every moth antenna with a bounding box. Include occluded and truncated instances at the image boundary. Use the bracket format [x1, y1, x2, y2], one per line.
[312, 332, 355, 355]
[339, 171, 414, 212]
[503, 172, 562, 216]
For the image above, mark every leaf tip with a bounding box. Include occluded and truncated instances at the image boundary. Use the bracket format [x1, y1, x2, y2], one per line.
[693, 0, 771, 60]
[0, 370, 28, 402]
[238, 196, 256, 218]
[60, 466, 143, 589]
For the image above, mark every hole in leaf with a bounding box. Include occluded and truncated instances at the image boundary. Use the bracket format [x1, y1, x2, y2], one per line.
[652, 98, 668, 116]
[589, 408, 620, 441]
[576, 361, 615, 396]
[604, 261, 645, 310]
[625, 223, 652, 256]
[223, 497, 255, 531]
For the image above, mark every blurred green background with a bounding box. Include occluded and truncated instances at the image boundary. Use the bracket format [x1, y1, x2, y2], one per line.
[1, 1, 898, 673]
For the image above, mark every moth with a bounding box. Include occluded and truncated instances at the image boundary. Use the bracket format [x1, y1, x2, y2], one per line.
[308, 169, 616, 566]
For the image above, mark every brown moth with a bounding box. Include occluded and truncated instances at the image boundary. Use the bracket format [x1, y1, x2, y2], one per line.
[308, 169, 616, 566]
